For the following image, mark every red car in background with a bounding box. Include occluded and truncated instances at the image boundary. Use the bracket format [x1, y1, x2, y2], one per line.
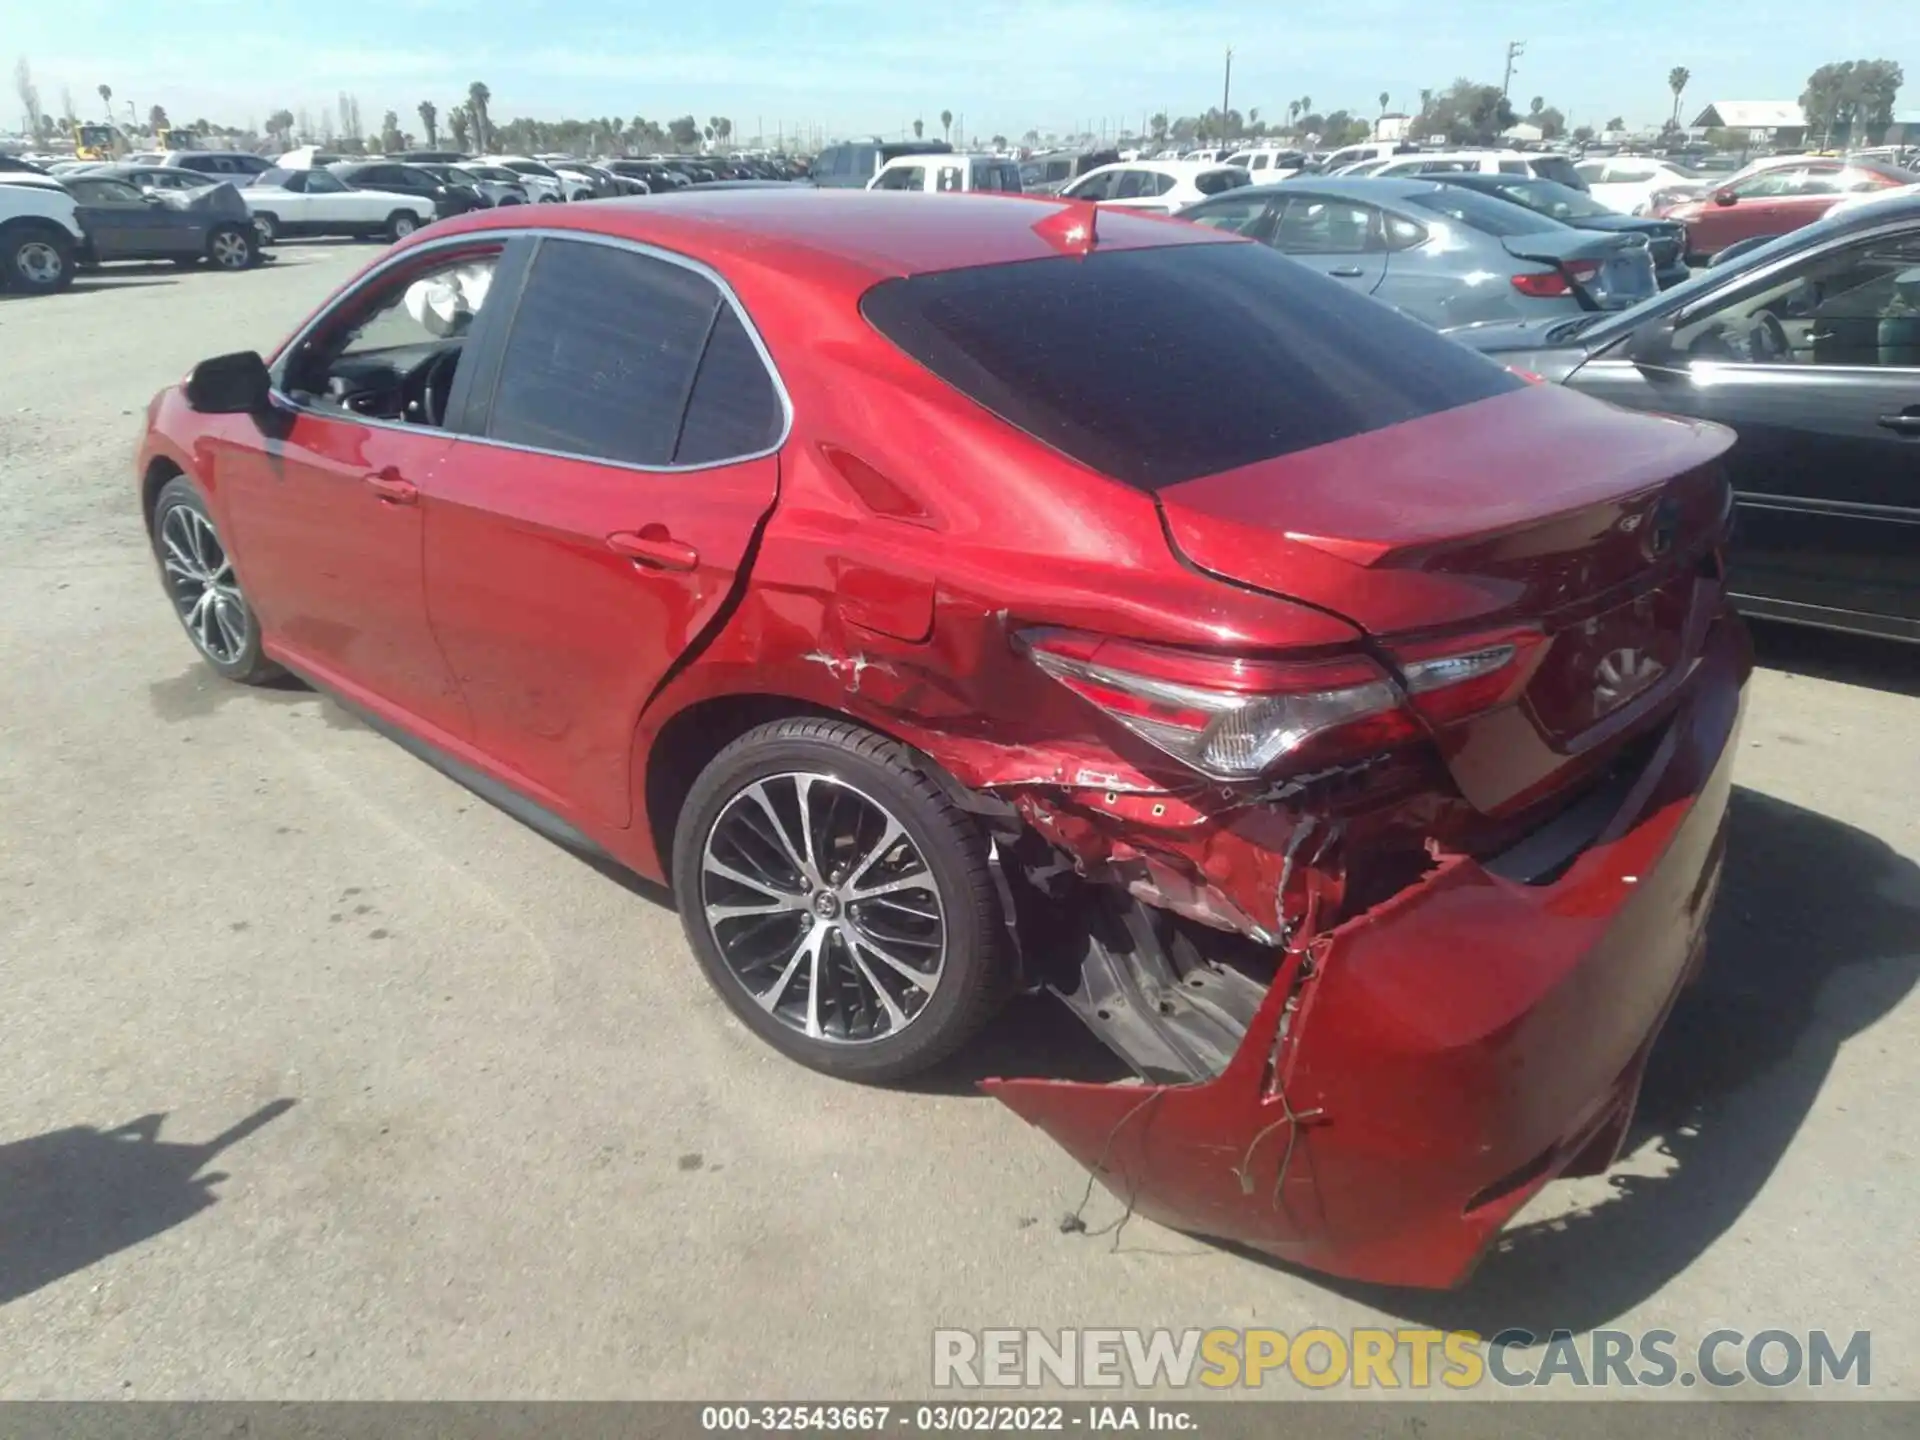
[1661, 157, 1912, 258]
[137, 191, 1747, 1289]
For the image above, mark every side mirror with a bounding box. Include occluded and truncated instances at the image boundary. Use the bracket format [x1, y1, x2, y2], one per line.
[1712, 189, 1737, 207]
[1624, 319, 1681, 370]
[184, 350, 273, 414]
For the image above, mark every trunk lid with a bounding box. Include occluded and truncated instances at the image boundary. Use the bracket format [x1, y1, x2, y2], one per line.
[1156, 383, 1735, 811]
[1502, 229, 1658, 308]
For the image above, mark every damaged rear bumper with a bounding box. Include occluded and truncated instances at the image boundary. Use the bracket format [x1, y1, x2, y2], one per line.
[984, 618, 1746, 1290]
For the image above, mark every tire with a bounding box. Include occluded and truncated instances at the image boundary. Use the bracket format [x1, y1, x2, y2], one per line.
[497, 196, 522, 206]
[206, 223, 258, 271]
[672, 718, 1010, 1082]
[251, 212, 278, 244]
[150, 476, 280, 685]
[538, 194, 561, 204]
[386, 210, 421, 242]
[4, 223, 75, 294]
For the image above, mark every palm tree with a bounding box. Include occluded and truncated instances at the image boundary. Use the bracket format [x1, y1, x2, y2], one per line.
[467, 81, 491, 153]
[418, 100, 438, 148]
[1668, 66, 1691, 128]
[97, 83, 112, 120]
[1378, 91, 1390, 117]
[1287, 99, 1300, 129]
[1530, 96, 1544, 116]
[939, 108, 953, 141]
[912, 118, 923, 139]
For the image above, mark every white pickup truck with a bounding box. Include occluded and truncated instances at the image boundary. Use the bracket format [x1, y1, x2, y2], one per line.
[0, 178, 88, 294]
[242, 166, 437, 243]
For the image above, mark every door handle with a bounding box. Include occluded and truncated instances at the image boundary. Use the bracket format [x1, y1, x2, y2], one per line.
[363, 468, 418, 504]
[1877, 410, 1920, 435]
[607, 528, 699, 571]
[1328, 266, 1365, 278]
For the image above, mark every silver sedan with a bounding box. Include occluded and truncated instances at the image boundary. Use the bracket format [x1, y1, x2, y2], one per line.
[1177, 176, 1658, 328]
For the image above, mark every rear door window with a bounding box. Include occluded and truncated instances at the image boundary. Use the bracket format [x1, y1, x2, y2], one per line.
[1271, 196, 1379, 253]
[1195, 168, 1250, 195]
[860, 241, 1519, 491]
[487, 239, 721, 466]
[1529, 156, 1583, 188]
[673, 306, 786, 464]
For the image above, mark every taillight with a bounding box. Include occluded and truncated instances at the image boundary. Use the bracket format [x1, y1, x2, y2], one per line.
[1384, 626, 1548, 726]
[1510, 260, 1601, 299]
[1017, 627, 1544, 782]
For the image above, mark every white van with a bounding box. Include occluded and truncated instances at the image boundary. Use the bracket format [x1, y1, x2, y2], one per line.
[869, 153, 1026, 194]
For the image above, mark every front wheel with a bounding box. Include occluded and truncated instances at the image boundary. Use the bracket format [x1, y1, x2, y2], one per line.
[4, 223, 75, 294]
[151, 476, 280, 685]
[207, 223, 258, 270]
[386, 210, 421, 242]
[671, 718, 1010, 1081]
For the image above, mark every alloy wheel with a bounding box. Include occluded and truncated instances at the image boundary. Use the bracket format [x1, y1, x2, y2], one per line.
[14, 240, 63, 286]
[700, 772, 947, 1044]
[210, 230, 251, 269]
[393, 215, 417, 237]
[159, 505, 249, 664]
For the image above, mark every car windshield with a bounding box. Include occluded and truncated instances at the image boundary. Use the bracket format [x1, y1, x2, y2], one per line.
[1408, 186, 1566, 237]
[504, 160, 561, 178]
[251, 168, 295, 188]
[860, 241, 1519, 491]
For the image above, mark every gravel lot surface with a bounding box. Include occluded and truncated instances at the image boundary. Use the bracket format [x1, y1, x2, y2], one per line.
[1, 244, 1916, 1400]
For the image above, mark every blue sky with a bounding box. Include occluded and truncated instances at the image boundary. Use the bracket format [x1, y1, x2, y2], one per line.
[11, 0, 1917, 143]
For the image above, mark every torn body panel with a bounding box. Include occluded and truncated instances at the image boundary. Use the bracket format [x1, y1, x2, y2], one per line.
[985, 615, 1745, 1289]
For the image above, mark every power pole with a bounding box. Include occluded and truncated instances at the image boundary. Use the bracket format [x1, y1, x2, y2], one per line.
[1223, 45, 1234, 123]
[1501, 40, 1526, 99]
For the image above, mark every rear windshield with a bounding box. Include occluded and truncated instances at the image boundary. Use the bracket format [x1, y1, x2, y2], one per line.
[1528, 155, 1585, 189]
[1407, 186, 1561, 237]
[1195, 167, 1251, 195]
[860, 241, 1521, 491]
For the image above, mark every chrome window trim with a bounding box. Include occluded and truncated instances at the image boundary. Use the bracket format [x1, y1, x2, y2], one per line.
[267, 226, 795, 474]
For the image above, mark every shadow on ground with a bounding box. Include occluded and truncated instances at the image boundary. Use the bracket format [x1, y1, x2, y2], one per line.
[1240, 785, 1920, 1332]
[0, 1099, 295, 1306]
[1750, 620, 1920, 698]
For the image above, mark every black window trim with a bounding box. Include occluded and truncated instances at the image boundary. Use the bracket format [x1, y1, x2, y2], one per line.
[263, 227, 794, 472]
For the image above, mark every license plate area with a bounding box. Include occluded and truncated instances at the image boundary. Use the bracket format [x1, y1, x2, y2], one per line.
[1525, 573, 1696, 746]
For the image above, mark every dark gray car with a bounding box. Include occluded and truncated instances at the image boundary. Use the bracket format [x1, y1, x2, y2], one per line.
[62, 174, 262, 270]
[1177, 176, 1658, 327]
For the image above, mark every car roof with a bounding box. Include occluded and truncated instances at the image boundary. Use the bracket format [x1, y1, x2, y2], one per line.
[414, 188, 1237, 287]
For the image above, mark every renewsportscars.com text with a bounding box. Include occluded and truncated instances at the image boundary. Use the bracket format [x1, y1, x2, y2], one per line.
[932, 1327, 1872, 1391]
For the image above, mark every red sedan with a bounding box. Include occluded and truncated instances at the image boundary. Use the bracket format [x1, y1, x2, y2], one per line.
[138, 191, 1748, 1288]
[1662, 158, 1911, 257]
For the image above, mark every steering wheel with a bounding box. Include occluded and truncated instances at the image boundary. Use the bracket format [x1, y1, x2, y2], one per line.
[419, 349, 461, 428]
[1750, 310, 1791, 362]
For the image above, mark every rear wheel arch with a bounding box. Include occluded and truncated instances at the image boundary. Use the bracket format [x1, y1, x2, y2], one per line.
[642, 693, 980, 888]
